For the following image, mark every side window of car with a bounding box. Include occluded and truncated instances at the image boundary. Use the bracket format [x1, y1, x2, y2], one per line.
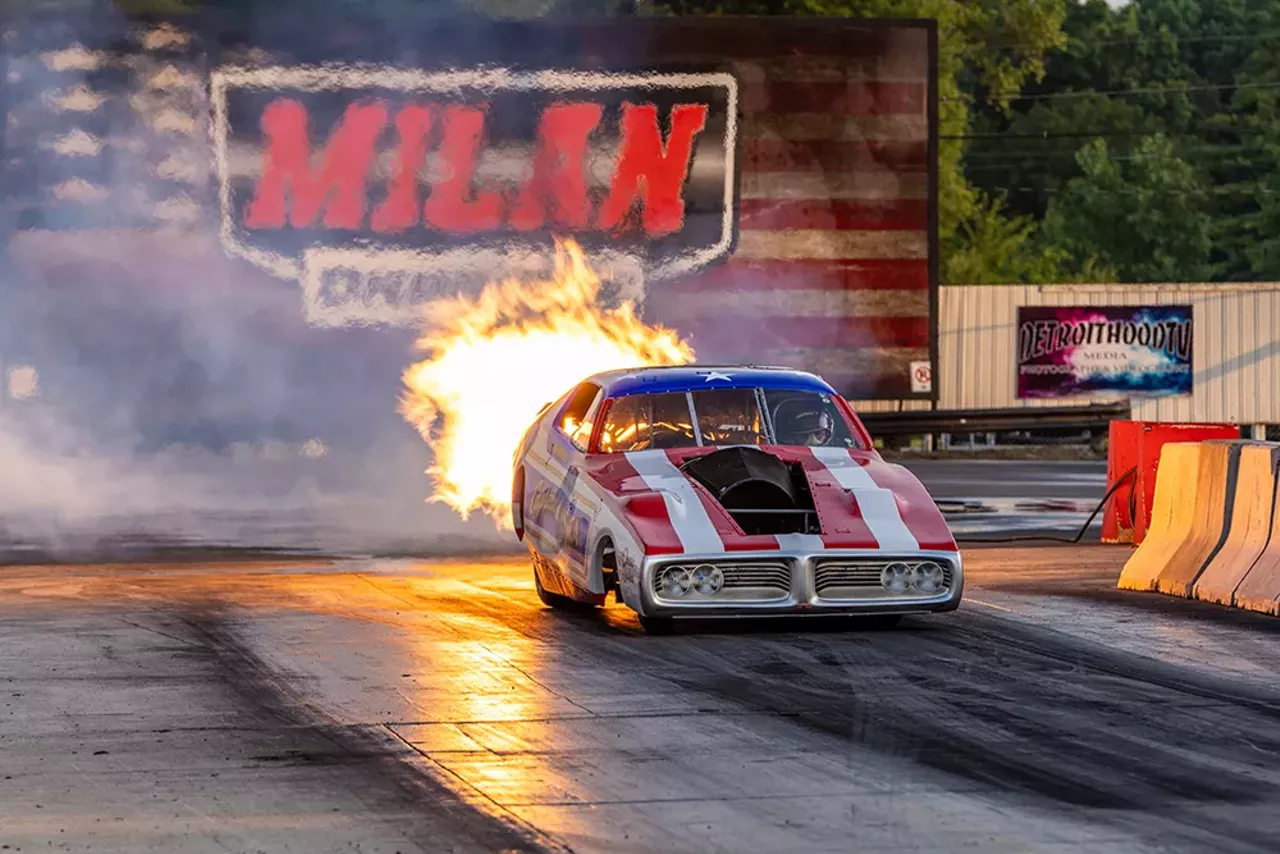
[599, 396, 646, 453]
[558, 382, 602, 452]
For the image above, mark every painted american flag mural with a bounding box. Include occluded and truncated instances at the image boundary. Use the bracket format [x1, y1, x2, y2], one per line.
[640, 20, 936, 399]
[3, 19, 211, 233]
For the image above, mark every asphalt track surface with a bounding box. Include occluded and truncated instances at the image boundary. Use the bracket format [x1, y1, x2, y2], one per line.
[6, 544, 1280, 853]
[906, 459, 1108, 502]
[0, 458, 1111, 565]
[908, 458, 1108, 540]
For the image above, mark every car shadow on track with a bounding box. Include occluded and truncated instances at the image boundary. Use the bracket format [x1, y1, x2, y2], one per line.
[562, 604, 938, 636]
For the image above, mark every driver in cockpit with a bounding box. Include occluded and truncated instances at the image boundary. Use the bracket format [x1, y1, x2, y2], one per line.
[778, 408, 835, 446]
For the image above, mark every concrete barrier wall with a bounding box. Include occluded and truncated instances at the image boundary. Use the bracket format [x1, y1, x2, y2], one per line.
[1119, 438, 1280, 617]
[1192, 445, 1280, 606]
[1234, 496, 1280, 616]
[1154, 441, 1243, 597]
[1118, 443, 1205, 592]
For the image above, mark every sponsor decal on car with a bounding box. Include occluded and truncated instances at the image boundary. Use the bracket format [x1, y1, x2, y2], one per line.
[526, 467, 592, 565]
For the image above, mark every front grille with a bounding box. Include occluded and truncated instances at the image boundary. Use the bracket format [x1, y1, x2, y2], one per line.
[651, 560, 792, 600]
[814, 558, 954, 597]
[720, 562, 791, 592]
[814, 561, 883, 592]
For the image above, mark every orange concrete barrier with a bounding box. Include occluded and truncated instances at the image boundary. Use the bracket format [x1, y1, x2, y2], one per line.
[1118, 442, 1205, 592]
[1191, 444, 1280, 607]
[1104, 422, 1241, 545]
[1102, 420, 1142, 544]
[1153, 441, 1245, 597]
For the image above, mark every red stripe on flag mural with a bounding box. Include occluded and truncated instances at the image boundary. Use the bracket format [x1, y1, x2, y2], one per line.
[683, 316, 930, 351]
[742, 80, 926, 116]
[639, 24, 924, 61]
[739, 200, 928, 231]
[820, 374, 925, 398]
[741, 139, 927, 173]
[667, 259, 929, 292]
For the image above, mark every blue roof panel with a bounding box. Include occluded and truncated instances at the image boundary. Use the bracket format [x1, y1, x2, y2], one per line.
[590, 365, 837, 397]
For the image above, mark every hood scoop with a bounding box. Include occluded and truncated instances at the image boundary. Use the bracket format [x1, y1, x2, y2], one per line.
[679, 446, 821, 535]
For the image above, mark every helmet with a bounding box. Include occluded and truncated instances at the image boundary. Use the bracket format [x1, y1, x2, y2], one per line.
[782, 409, 834, 445]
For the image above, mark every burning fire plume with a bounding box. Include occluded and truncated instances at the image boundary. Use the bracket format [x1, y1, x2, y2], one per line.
[401, 239, 693, 524]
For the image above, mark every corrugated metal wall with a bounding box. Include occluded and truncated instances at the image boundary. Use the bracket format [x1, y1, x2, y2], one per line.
[859, 283, 1280, 424]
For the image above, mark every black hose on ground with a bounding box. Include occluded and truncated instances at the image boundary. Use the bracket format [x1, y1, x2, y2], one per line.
[955, 465, 1138, 545]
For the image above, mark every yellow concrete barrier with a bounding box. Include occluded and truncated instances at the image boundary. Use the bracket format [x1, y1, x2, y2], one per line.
[1233, 483, 1280, 616]
[1154, 441, 1245, 597]
[1191, 444, 1280, 607]
[1118, 442, 1205, 591]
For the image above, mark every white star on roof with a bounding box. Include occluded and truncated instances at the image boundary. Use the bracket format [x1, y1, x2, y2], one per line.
[703, 371, 733, 382]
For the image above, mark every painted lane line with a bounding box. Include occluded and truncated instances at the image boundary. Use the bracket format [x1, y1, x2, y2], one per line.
[965, 597, 1015, 613]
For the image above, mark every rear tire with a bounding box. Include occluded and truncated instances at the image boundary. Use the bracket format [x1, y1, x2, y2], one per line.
[638, 615, 676, 635]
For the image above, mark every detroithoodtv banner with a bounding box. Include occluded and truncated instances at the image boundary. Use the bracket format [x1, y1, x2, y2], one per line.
[1016, 306, 1193, 399]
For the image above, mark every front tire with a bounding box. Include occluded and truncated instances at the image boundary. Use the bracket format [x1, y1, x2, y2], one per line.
[638, 615, 676, 635]
[856, 614, 902, 630]
[534, 566, 596, 611]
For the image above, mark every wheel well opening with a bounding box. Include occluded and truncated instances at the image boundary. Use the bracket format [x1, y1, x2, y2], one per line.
[512, 467, 526, 536]
[597, 536, 619, 597]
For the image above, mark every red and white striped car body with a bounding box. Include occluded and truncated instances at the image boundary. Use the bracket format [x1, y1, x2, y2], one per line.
[512, 365, 961, 632]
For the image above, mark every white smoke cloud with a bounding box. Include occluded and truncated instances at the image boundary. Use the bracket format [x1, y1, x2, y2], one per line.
[0, 9, 517, 560]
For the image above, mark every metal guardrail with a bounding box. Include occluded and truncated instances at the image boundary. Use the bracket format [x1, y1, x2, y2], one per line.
[855, 402, 1132, 437]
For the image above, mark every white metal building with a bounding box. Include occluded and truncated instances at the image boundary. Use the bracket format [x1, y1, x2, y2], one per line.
[861, 282, 1280, 432]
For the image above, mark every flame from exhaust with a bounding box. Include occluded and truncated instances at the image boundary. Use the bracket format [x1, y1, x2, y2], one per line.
[401, 239, 694, 525]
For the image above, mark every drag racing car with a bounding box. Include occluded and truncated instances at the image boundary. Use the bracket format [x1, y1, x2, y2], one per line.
[511, 365, 962, 633]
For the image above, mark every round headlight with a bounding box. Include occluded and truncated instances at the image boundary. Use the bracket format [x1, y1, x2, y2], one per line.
[692, 564, 724, 595]
[660, 566, 691, 597]
[880, 562, 915, 594]
[916, 561, 946, 593]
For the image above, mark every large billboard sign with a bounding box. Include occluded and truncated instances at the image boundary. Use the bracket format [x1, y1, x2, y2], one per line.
[209, 18, 938, 399]
[1016, 305, 1194, 399]
[212, 66, 739, 326]
[7, 16, 937, 400]
[0, 11, 937, 553]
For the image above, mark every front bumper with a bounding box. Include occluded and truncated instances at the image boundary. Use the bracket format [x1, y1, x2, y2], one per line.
[633, 549, 964, 618]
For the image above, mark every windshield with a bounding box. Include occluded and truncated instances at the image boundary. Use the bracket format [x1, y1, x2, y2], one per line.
[597, 387, 862, 452]
[692, 388, 768, 446]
